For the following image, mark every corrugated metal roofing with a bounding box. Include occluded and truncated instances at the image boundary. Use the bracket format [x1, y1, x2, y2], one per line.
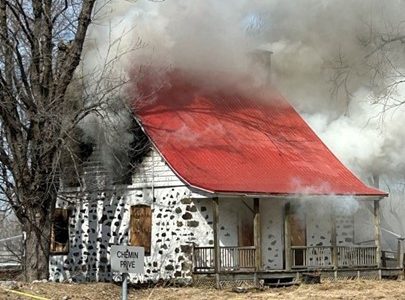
[134, 71, 386, 197]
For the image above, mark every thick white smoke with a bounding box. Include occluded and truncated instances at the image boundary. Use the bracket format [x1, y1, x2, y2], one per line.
[82, 0, 405, 244]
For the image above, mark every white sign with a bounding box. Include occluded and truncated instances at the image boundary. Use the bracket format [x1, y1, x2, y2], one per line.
[111, 246, 144, 274]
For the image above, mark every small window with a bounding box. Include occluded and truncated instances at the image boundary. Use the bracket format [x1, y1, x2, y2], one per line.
[130, 205, 152, 255]
[50, 209, 69, 254]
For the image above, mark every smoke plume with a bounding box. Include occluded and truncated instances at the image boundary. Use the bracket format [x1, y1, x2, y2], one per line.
[81, 0, 405, 244]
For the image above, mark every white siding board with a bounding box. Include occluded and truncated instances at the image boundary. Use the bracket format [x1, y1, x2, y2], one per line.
[131, 148, 186, 188]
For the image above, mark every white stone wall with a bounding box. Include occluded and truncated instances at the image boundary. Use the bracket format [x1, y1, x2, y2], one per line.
[49, 147, 215, 283]
[353, 201, 375, 245]
[259, 198, 376, 270]
[49, 186, 215, 283]
[261, 199, 285, 270]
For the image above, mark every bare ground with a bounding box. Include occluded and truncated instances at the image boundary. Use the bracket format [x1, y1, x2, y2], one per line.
[1, 280, 405, 300]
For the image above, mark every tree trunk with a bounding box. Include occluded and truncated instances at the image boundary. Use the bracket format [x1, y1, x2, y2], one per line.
[22, 210, 52, 281]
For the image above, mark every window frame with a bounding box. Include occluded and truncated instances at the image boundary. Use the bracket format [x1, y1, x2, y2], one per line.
[129, 204, 152, 256]
[50, 208, 70, 255]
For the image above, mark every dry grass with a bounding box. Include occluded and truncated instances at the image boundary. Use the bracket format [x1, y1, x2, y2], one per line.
[1, 280, 405, 300]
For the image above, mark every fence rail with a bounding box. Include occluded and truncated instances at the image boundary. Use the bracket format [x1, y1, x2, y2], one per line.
[0, 235, 23, 268]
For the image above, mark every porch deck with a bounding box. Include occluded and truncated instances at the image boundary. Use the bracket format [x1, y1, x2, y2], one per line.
[193, 245, 402, 274]
[192, 245, 404, 288]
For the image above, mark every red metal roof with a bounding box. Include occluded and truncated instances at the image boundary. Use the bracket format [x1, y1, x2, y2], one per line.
[134, 71, 386, 197]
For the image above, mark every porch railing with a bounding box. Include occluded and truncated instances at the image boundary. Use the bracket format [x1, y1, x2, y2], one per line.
[193, 246, 255, 272]
[291, 246, 333, 268]
[338, 246, 377, 267]
[291, 246, 378, 268]
[220, 246, 255, 270]
[193, 246, 215, 272]
[194, 245, 379, 273]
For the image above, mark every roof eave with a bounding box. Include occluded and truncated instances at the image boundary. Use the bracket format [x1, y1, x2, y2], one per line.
[190, 187, 387, 201]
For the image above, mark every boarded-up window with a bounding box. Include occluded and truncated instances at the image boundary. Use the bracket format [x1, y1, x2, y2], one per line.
[50, 209, 69, 254]
[130, 205, 152, 255]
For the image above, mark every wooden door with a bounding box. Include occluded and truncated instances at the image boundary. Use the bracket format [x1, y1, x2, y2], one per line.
[290, 211, 306, 266]
[130, 205, 152, 255]
[238, 213, 254, 269]
[238, 217, 254, 247]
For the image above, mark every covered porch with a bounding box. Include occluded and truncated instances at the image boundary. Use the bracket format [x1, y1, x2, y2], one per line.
[191, 196, 401, 281]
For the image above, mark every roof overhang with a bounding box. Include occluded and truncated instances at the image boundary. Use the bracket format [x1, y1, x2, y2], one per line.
[189, 187, 386, 202]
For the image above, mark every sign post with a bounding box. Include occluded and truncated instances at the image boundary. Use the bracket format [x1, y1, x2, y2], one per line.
[111, 246, 145, 300]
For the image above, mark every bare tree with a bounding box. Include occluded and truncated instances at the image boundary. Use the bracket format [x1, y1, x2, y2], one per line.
[0, 0, 97, 281]
[327, 18, 405, 116]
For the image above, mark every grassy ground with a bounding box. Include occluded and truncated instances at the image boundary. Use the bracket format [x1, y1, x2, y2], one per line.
[1, 280, 405, 299]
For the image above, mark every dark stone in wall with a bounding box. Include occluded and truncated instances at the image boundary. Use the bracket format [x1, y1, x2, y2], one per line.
[186, 205, 197, 212]
[182, 212, 192, 220]
[180, 245, 192, 254]
[180, 198, 192, 204]
[201, 206, 207, 212]
[187, 221, 199, 227]
[165, 265, 174, 271]
[100, 257, 108, 263]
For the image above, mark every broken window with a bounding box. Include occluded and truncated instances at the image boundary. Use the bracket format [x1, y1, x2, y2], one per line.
[130, 205, 152, 255]
[50, 209, 70, 254]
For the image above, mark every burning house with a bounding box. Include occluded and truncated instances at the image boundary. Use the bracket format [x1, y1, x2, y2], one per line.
[49, 70, 394, 286]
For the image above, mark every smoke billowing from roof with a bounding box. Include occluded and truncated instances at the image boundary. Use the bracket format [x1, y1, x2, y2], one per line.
[78, 0, 405, 246]
[82, 0, 405, 182]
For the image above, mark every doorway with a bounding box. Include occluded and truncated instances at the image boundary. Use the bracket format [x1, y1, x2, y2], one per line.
[237, 202, 254, 269]
[289, 204, 306, 267]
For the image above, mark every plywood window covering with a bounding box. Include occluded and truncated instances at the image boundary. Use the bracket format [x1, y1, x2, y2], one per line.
[50, 208, 70, 254]
[130, 205, 152, 256]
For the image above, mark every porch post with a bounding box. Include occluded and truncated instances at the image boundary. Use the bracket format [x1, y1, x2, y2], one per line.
[284, 202, 291, 271]
[254, 198, 261, 272]
[374, 199, 382, 279]
[212, 197, 220, 283]
[397, 238, 404, 279]
[331, 203, 338, 273]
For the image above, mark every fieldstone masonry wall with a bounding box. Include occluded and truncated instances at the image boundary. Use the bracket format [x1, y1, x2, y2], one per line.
[49, 186, 214, 283]
[261, 200, 285, 269]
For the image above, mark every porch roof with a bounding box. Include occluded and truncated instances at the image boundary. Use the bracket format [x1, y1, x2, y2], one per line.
[134, 70, 387, 197]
